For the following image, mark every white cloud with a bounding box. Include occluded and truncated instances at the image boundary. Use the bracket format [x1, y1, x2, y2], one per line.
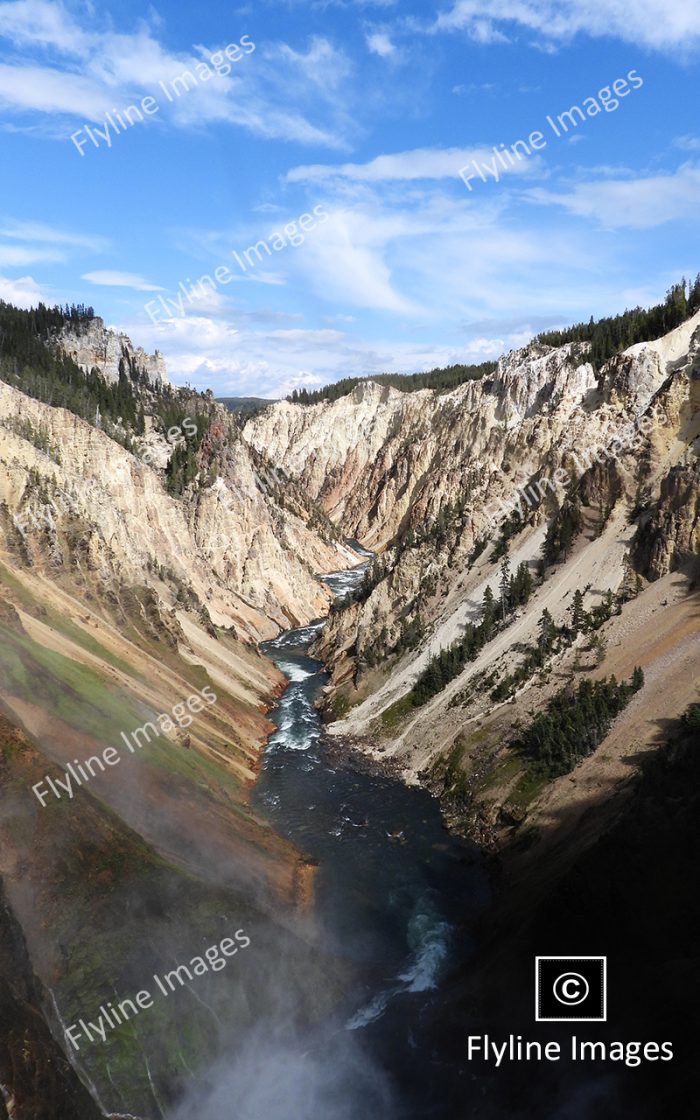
[118, 164, 660, 398]
[0, 243, 63, 266]
[0, 3, 355, 148]
[452, 81, 497, 94]
[468, 18, 508, 44]
[298, 206, 418, 313]
[268, 35, 352, 91]
[528, 165, 700, 228]
[0, 219, 107, 250]
[273, 370, 326, 398]
[286, 144, 537, 183]
[0, 0, 89, 54]
[0, 218, 108, 266]
[366, 30, 396, 57]
[177, 163, 616, 335]
[277, 0, 398, 9]
[0, 273, 45, 306]
[0, 62, 116, 121]
[433, 0, 700, 51]
[181, 204, 416, 314]
[82, 270, 163, 291]
[266, 328, 346, 345]
[673, 135, 700, 152]
[128, 306, 514, 399]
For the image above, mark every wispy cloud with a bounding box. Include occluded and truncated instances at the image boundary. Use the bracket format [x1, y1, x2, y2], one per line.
[673, 135, 700, 152]
[365, 30, 396, 57]
[131, 305, 517, 400]
[286, 144, 538, 183]
[432, 0, 700, 52]
[0, 243, 62, 266]
[0, 219, 107, 250]
[0, 1, 356, 148]
[0, 218, 107, 267]
[82, 270, 163, 291]
[528, 164, 700, 228]
[0, 0, 90, 54]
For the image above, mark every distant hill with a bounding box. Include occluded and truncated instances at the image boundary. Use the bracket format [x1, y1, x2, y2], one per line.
[286, 361, 497, 405]
[538, 275, 700, 369]
[216, 396, 275, 415]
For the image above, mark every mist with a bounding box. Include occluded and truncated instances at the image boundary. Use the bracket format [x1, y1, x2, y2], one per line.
[166, 1022, 396, 1120]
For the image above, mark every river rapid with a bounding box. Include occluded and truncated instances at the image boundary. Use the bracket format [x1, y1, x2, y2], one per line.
[252, 552, 489, 1119]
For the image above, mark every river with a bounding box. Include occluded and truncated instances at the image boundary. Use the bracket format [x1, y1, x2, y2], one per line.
[252, 552, 489, 1119]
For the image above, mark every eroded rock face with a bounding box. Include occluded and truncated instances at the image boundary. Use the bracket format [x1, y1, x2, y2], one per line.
[600, 310, 700, 410]
[0, 380, 352, 641]
[57, 316, 168, 388]
[0, 332, 357, 1115]
[243, 336, 660, 551]
[245, 312, 700, 759]
[245, 312, 700, 560]
[633, 462, 700, 579]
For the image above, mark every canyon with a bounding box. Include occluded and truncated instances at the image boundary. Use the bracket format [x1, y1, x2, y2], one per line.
[244, 309, 700, 860]
[0, 300, 698, 1117]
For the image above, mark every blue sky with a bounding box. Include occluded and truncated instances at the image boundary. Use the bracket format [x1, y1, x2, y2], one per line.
[1, 0, 699, 397]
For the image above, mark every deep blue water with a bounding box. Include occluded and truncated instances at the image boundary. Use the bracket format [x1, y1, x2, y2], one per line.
[252, 555, 489, 1118]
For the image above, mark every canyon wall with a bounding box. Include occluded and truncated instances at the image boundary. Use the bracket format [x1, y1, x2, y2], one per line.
[0, 320, 359, 1118]
[0, 380, 355, 641]
[57, 315, 168, 389]
[245, 312, 700, 856]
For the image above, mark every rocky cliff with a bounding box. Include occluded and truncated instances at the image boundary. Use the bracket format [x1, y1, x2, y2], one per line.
[57, 315, 168, 389]
[2, 296, 699, 1117]
[0, 311, 360, 1118]
[0, 379, 355, 641]
[244, 310, 700, 857]
[244, 314, 700, 561]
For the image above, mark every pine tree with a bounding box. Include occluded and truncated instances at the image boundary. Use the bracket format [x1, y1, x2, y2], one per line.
[481, 585, 495, 638]
[592, 632, 607, 666]
[569, 589, 585, 633]
[499, 555, 511, 621]
[537, 608, 555, 661]
[510, 561, 533, 606]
